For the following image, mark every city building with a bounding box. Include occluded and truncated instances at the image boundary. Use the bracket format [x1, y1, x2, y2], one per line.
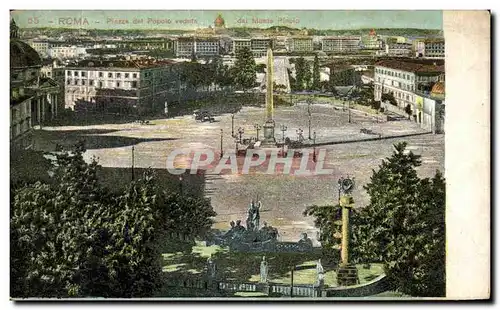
[423, 38, 445, 59]
[413, 40, 426, 58]
[360, 29, 383, 50]
[373, 59, 445, 111]
[288, 36, 314, 53]
[63, 59, 179, 114]
[232, 38, 251, 54]
[115, 38, 173, 51]
[414, 81, 445, 133]
[10, 20, 61, 149]
[385, 42, 412, 57]
[27, 39, 49, 58]
[48, 45, 88, 59]
[250, 38, 274, 57]
[174, 36, 220, 58]
[321, 36, 361, 53]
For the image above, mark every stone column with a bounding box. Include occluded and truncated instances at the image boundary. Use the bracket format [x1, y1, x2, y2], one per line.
[36, 97, 41, 126]
[336, 194, 359, 287]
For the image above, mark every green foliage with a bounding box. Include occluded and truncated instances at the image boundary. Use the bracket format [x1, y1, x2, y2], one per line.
[405, 104, 413, 119]
[233, 47, 257, 91]
[303, 204, 342, 264]
[11, 142, 216, 298]
[381, 92, 398, 106]
[312, 55, 321, 91]
[294, 57, 310, 91]
[351, 142, 445, 297]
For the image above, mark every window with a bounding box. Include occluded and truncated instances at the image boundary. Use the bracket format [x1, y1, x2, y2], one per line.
[108, 73, 113, 78]
[132, 81, 137, 88]
[116, 82, 120, 88]
[133, 73, 137, 78]
[74, 71, 79, 77]
[82, 80, 86, 86]
[98, 81, 103, 88]
[125, 73, 130, 78]
[89, 80, 94, 86]
[74, 80, 78, 85]
[99, 72, 103, 77]
[116, 73, 121, 78]
[67, 79, 71, 85]
[82, 72, 86, 77]
[68, 71, 72, 76]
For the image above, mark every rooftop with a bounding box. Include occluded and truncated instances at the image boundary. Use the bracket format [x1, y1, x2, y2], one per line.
[375, 59, 445, 74]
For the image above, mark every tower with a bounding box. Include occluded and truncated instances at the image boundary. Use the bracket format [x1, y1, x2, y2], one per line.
[260, 47, 276, 147]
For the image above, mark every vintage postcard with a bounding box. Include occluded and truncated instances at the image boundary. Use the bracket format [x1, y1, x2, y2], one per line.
[9, 9, 490, 300]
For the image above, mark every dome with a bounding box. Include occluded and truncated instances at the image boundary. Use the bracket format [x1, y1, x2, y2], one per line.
[10, 39, 42, 69]
[431, 82, 445, 95]
[214, 14, 225, 28]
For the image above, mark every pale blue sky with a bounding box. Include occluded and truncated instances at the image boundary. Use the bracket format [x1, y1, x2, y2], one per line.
[11, 10, 442, 30]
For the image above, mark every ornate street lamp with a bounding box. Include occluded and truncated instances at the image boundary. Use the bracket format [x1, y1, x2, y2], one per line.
[231, 113, 235, 137]
[237, 127, 244, 144]
[313, 131, 317, 162]
[254, 123, 262, 141]
[220, 129, 224, 159]
[280, 124, 287, 155]
[307, 99, 312, 139]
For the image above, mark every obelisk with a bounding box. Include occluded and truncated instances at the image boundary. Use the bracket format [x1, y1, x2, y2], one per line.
[261, 47, 276, 147]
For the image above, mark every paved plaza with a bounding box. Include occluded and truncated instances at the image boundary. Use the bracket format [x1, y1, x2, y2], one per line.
[33, 102, 444, 244]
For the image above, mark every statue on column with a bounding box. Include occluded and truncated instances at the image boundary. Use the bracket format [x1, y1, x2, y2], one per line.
[260, 256, 268, 283]
[246, 200, 262, 231]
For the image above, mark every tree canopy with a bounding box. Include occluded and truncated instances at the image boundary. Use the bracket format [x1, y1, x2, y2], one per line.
[304, 142, 445, 297]
[233, 47, 257, 91]
[11, 142, 216, 298]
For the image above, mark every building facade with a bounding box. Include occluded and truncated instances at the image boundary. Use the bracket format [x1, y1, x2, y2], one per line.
[288, 37, 314, 52]
[10, 20, 60, 149]
[27, 40, 49, 58]
[232, 38, 251, 54]
[174, 37, 220, 58]
[374, 59, 445, 113]
[321, 36, 360, 53]
[385, 42, 412, 57]
[424, 39, 445, 59]
[63, 59, 178, 114]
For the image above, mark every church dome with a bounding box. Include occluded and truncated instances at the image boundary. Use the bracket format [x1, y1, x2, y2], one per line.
[214, 14, 225, 28]
[431, 82, 445, 96]
[10, 39, 42, 69]
[10, 19, 42, 69]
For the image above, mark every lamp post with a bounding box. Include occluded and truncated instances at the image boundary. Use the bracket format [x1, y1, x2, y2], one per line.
[312, 131, 317, 162]
[231, 113, 235, 137]
[307, 99, 312, 139]
[237, 127, 244, 144]
[296, 128, 303, 143]
[348, 100, 351, 124]
[220, 129, 223, 159]
[254, 123, 261, 141]
[280, 124, 287, 156]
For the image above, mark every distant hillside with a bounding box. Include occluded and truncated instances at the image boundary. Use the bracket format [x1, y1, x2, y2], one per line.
[20, 26, 441, 39]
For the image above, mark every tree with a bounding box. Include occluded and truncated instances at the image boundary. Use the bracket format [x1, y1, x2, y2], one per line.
[303, 204, 342, 265]
[405, 104, 413, 120]
[328, 66, 337, 94]
[381, 92, 397, 106]
[233, 46, 257, 91]
[303, 61, 312, 91]
[351, 142, 445, 297]
[312, 54, 321, 91]
[10, 142, 216, 298]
